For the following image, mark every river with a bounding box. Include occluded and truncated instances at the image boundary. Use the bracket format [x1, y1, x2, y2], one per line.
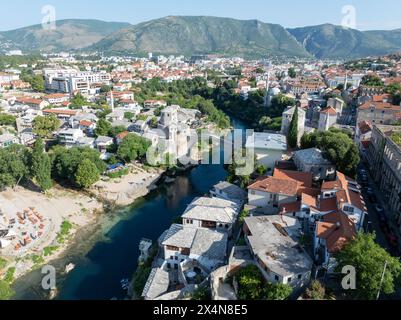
[12, 117, 247, 300]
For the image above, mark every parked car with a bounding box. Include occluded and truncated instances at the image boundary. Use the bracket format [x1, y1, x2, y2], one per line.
[368, 194, 377, 203]
[366, 187, 374, 196]
[366, 221, 374, 233]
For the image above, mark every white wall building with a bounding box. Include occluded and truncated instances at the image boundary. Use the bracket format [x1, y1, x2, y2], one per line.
[245, 132, 287, 171]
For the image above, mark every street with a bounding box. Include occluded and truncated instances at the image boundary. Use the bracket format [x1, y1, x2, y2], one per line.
[358, 163, 399, 255]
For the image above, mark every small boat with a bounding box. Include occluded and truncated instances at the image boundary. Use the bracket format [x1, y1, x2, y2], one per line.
[65, 263, 76, 274]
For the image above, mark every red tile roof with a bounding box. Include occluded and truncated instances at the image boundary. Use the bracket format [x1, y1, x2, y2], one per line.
[43, 109, 77, 116]
[116, 131, 129, 140]
[320, 106, 337, 115]
[248, 176, 299, 196]
[359, 101, 400, 112]
[273, 169, 313, 188]
[316, 211, 356, 253]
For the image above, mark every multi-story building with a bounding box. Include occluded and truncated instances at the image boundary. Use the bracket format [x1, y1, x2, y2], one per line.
[357, 101, 401, 126]
[44, 68, 111, 94]
[243, 215, 313, 287]
[318, 107, 338, 131]
[181, 197, 240, 235]
[57, 129, 85, 146]
[245, 132, 287, 171]
[367, 125, 401, 229]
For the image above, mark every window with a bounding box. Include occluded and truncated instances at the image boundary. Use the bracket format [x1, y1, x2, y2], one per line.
[251, 191, 256, 195]
[288, 277, 292, 283]
[298, 274, 302, 280]
[274, 275, 279, 281]
[344, 206, 355, 213]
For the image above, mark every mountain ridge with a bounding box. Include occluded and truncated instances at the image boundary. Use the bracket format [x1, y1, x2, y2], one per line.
[1, 16, 401, 59]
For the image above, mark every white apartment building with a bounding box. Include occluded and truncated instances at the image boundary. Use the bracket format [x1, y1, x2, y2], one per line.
[45, 68, 111, 94]
[58, 129, 85, 146]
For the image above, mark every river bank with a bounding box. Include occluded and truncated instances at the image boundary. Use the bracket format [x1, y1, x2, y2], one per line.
[9, 117, 247, 300]
[0, 163, 166, 294]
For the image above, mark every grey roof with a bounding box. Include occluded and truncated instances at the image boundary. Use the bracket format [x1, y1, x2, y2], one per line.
[76, 137, 95, 145]
[161, 224, 228, 261]
[95, 136, 114, 144]
[182, 197, 240, 224]
[244, 215, 313, 277]
[142, 267, 170, 299]
[110, 119, 131, 128]
[161, 224, 197, 248]
[245, 132, 287, 151]
[212, 181, 247, 201]
[293, 148, 332, 166]
[190, 228, 228, 261]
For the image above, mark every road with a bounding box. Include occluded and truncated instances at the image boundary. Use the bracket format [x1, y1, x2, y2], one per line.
[358, 162, 399, 254]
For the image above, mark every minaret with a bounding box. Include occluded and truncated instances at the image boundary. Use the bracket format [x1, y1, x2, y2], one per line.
[110, 91, 115, 112]
[265, 71, 271, 108]
[344, 73, 348, 91]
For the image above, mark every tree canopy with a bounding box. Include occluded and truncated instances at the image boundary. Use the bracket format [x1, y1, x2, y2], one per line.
[300, 128, 360, 177]
[288, 67, 297, 78]
[335, 233, 401, 300]
[75, 159, 100, 189]
[235, 265, 292, 300]
[30, 138, 52, 191]
[51, 146, 106, 188]
[33, 115, 60, 139]
[0, 145, 30, 190]
[117, 134, 151, 163]
[287, 106, 299, 148]
[361, 75, 384, 87]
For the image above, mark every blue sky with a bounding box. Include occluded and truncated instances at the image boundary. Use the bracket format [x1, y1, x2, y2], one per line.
[0, 0, 400, 31]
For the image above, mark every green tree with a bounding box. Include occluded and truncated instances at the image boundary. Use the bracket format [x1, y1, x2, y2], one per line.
[269, 94, 296, 118]
[300, 128, 360, 177]
[31, 75, 45, 92]
[265, 283, 292, 300]
[51, 146, 105, 187]
[335, 233, 401, 300]
[287, 106, 299, 148]
[0, 280, 14, 300]
[33, 115, 60, 139]
[288, 67, 297, 78]
[150, 117, 158, 128]
[238, 209, 250, 224]
[361, 75, 384, 87]
[304, 280, 326, 300]
[75, 159, 100, 189]
[258, 116, 272, 129]
[94, 119, 112, 137]
[108, 125, 128, 138]
[0, 114, 16, 127]
[117, 134, 151, 163]
[70, 93, 88, 109]
[236, 265, 265, 300]
[0, 145, 30, 189]
[124, 112, 135, 120]
[30, 138, 52, 191]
